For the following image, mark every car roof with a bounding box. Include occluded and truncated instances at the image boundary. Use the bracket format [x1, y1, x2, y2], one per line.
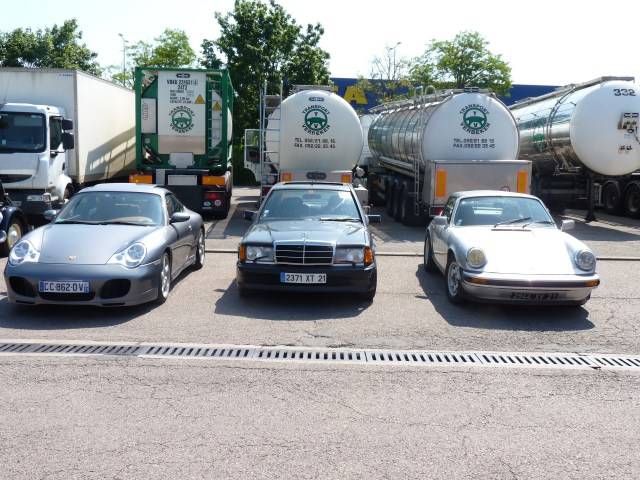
[271, 182, 352, 191]
[452, 190, 539, 201]
[79, 183, 166, 195]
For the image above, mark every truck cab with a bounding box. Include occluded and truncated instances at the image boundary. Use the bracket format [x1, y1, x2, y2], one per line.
[0, 103, 75, 223]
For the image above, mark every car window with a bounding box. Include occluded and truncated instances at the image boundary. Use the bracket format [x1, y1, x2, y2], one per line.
[56, 192, 164, 226]
[453, 196, 553, 227]
[49, 117, 63, 150]
[260, 189, 361, 221]
[167, 194, 184, 214]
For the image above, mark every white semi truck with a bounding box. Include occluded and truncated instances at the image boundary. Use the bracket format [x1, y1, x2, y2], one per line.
[364, 88, 531, 225]
[0, 68, 135, 223]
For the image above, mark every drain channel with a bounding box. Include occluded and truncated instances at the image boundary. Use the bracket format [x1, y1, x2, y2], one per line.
[1, 340, 639, 372]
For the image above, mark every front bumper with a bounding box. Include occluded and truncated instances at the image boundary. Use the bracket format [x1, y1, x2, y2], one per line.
[4, 190, 56, 217]
[461, 271, 600, 304]
[236, 261, 377, 294]
[4, 260, 161, 306]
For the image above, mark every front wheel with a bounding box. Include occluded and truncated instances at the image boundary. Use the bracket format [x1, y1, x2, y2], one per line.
[623, 184, 640, 219]
[360, 271, 377, 302]
[0, 217, 24, 257]
[445, 256, 465, 304]
[193, 230, 205, 270]
[423, 234, 437, 273]
[155, 253, 171, 304]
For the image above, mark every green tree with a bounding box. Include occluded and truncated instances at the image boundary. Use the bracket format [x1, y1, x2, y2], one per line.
[110, 28, 196, 87]
[0, 19, 100, 75]
[410, 31, 511, 95]
[201, 0, 330, 139]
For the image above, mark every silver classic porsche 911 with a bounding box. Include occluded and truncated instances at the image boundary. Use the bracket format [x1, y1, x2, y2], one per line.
[4, 183, 205, 306]
[423, 191, 600, 306]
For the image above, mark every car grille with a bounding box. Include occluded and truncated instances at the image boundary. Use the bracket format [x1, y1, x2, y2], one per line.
[39, 292, 96, 302]
[275, 244, 334, 265]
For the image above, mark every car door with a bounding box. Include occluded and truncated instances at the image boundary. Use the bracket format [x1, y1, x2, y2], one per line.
[166, 194, 192, 272]
[432, 196, 456, 269]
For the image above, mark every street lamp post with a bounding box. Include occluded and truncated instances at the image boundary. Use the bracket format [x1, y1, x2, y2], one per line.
[118, 33, 127, 86]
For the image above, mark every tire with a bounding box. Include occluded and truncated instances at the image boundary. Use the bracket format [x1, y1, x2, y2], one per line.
[386, 181, 395, 215]
[360, 271, 377, 302]
[623, 184, 640, 219]
[602, 182, 622, 215]
[193, 229, 205, 270]
[423, 233, 437, 273]
[0, 217, 24, 257]
[155, 253, 171, 304]
[445, 255, 465, 304]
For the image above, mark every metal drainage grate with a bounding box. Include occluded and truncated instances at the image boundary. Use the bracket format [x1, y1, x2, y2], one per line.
[1, 341, 640, 372]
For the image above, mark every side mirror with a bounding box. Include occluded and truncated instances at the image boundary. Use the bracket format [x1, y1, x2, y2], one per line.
[432, 215, 447, 226]
[43, 209, 59, 222]
[0, 230, 6, 244]
[243, 210, 256, 221]
[170, 212, 190, 223]
[560, 219, 575, 232]
[61, 118, 74, 131]
[62, 132, 75, 150]
[367, 214, 382, 224]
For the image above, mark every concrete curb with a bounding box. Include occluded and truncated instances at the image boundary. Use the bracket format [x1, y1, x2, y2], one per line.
[205, 248, 640, 261]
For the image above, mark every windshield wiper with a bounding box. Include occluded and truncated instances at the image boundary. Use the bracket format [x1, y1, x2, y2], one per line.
[54, 220, 97, 225]
[494, 216, 531, 227]
[521, 220, 555, 228]
[318, 217, 361, 222]
[97, 221, 151, 226]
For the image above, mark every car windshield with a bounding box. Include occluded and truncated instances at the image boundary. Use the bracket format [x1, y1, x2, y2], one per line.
[55, 191, 164, 226]
[0, 112, 46, 153]
[453, 196, 554, 227]
[259, 188, 361, 222]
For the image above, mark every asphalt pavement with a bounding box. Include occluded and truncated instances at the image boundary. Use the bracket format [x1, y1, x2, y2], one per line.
[1, 187, 640, 478]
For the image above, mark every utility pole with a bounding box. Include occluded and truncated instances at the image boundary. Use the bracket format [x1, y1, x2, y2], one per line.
[118, 33, 127, 86]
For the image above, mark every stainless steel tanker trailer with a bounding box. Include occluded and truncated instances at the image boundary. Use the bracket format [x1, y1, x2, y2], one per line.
[364, 88, 531, 225]
[510, 76, 640, 219]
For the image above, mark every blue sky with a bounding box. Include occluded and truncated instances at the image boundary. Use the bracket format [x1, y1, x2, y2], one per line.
[1, 0, 639, 86]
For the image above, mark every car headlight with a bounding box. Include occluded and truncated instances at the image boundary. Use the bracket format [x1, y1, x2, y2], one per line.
[575, 250, 596, 271]
[107, 242, 147, 268]
[335, 247, 365, 264]
[466, 247, 486, 269]
[245, 245, 274, 263]
[9, 240, 40, 266]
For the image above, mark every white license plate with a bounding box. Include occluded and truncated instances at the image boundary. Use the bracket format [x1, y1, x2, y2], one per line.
[510, 292, 559, 301]
[38, 280, 90, 294]
[280, 273, 327, 284]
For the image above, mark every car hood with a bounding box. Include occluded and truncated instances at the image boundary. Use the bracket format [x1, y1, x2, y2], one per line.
[31, 224, 156, 265]
[453, 226, 588, 275]
[243, 220, 369, 246]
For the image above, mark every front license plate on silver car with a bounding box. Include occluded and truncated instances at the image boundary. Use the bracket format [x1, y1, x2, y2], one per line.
[510, 292, 559, 301]
[280, 273, 327, 284]
[38, 281, 90, 294]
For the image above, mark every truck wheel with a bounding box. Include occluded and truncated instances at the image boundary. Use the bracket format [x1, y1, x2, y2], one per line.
[0, 217, 24, 257]
[602, 182, 622, 215]
[623, 184, 640, 219]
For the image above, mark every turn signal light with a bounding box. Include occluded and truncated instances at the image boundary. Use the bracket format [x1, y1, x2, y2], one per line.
[129, 173, 153, 184]
[585, 279, 600, 287]
[364, 246, 374, 266]
[203, 175, 225, 186]
[468, 277, 489, 285]
[281, 172, 293, 182]
[341, 173, 352, 183]
[238, 245, 247, 262]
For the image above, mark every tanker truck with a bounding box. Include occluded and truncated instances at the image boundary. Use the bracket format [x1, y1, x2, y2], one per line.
[244, 84, 366, 204]
[129, 67, 234, 217]
[364, 88, 531, 225]
[510, 77, 640, 219]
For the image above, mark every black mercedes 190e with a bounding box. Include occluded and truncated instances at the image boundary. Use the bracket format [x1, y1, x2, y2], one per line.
[236, 182, 380, 300]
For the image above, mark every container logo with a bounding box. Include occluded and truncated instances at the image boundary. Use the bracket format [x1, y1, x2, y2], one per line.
[170, 106, 195, 133]
[460, 104, 490, 134]
[302, 105, 330, 135]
